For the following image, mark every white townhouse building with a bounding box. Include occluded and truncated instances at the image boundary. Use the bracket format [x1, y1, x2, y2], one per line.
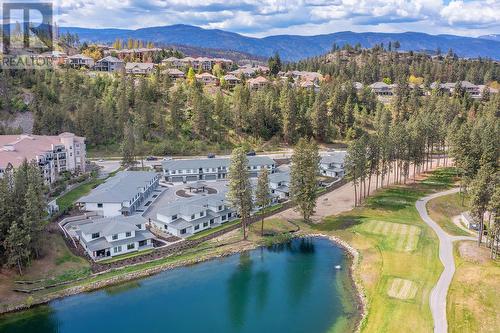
[320, 152, 347, 178]
[269, 171, 291, 200]
[162, 156, 276, 183]
[78, 171, 160, 217]
[0, 132, 86, 184]
[76, 215, 154, 260]
[153, 193, 236, 237]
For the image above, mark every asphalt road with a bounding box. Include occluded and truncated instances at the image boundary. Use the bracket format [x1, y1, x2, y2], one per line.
[415, 188, 475, 333]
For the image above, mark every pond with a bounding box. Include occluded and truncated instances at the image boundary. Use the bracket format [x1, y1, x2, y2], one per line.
[0, 237, 359, 333]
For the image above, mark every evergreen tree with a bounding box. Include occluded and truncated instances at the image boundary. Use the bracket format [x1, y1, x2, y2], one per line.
[290, 138, 320, 222]
[227, 147, 253, 240]
[121, 121, 136, 168]
[4, 221, 31, 275]
[255, 168, 271, 236]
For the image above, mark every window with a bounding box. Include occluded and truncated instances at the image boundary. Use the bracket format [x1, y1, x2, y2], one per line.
[172, 214, 177, 220]
[210, 219, 215, 225]
[97, 203, 103, 208]
[222, 215, 227, 221]
[139, 240, 147, 247]
[180, 228, 187, 234]
[203, 222, 208, 227]
[112, 234, 118, 240]
[218, 205, 222, 211]
[191, 214, 195, 220]
[200, 211, 204, 217]
[228, 212, 232, 218]
[194, 225, 200, 230]
[127, 243, 135, 250]
[91, 233, 99, 239]
[164, 225, 168, 230]
[136, 224, 142, 229]
[114, 246, 122, 253]
[126, 232, 132, 237]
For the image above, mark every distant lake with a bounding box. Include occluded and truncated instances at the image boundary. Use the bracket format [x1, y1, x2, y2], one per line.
[0, 237, 359, 333]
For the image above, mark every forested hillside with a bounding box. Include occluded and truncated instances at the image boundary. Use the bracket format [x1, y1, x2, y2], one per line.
[0, 47, 499, 157]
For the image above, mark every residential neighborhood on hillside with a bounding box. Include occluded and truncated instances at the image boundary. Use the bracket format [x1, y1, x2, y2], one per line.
[0, 3, 498, 333]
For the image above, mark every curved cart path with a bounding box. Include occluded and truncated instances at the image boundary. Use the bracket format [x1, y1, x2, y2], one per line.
[416, 188, 475, 333]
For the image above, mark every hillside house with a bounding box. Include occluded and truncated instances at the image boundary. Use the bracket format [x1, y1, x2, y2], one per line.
[67, 54, 94, 68]
[320, 152, 347, 178]
[247, 76, 269, 90]
[195, 72, 218, 85]
[125, 62, 155, 75]
[94, 56, 124, 72]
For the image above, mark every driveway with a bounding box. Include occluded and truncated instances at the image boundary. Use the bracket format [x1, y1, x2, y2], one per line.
[415, 188, 475, 333]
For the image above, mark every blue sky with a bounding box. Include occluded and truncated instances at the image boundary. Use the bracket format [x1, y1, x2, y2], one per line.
[53, 0, 500, 37]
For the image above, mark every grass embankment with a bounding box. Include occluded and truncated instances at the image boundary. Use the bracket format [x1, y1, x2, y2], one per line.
[447, 242, 500, 333]
[56, 169, 120, 212]
[0, 233, 91, 311]
[427, 192, 471, 236]
[307, 168, 458, 333]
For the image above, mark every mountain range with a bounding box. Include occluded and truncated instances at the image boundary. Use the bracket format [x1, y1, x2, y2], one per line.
[59, 24, 500, 61]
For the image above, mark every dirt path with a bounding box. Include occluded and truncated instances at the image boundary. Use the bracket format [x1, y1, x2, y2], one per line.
[416, 188, 475, 333]
[275, 159, 445, 221]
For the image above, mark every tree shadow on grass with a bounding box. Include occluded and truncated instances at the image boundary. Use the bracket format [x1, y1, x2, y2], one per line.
[312, 215, 365, 231]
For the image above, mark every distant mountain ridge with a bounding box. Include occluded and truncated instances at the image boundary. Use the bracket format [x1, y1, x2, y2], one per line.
[59, 24, 500, 61]
[479, 34, 500, 42]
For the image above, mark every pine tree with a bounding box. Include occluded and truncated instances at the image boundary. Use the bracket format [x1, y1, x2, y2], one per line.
[469, 165, 495, 245]
[227, 147, 253, 240]
[255, 169, 271, 236]
[121, 121, 136, 168]
[4, 221, 31, 275]
[290, 138, 320, 222]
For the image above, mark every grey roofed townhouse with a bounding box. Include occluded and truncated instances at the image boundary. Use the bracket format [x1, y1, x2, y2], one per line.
[79, 171, 159, 204]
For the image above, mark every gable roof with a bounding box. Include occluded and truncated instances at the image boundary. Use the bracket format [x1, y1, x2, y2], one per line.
[79, 215, 146, 236]
[78, 171, 158, 204]
[162, 156, 275, 171]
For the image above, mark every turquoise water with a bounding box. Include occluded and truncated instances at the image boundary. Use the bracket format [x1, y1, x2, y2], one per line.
[0, 238, 358, 333]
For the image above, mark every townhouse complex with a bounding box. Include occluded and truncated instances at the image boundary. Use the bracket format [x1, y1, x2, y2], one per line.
[162, 156, 276, 183]
[76, 215, 154, 260]
[0, 132, 86, 183]
[78, 171, 160, 217]
[320, 152, 347, 178]
[153, 193, 236, 237]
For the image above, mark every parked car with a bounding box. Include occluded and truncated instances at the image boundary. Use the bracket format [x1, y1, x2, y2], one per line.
[146, 156, 158, 161]
[97, 159, 105, 162]
[207, 153, 216, 158]
[246, 150, 256, 156]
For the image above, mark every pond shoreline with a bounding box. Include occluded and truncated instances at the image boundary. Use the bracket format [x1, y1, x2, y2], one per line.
[0, 235, 366, 332]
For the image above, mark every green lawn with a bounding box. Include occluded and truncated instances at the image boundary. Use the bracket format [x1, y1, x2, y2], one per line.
[56, 177, 105, 212]
[448, 242, 500, 333]
[427, 192, 471, 236]
[309, 168, 457, 333]
[56, 169, 121, 212]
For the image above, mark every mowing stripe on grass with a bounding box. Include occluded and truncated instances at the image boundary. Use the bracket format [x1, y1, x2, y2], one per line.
[387, 278, 418, 300]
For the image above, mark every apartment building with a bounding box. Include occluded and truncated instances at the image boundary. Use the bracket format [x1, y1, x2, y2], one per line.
[0, 132, 86, 184]
[78, 171, 160, 217]
[162, 156, 276, 183]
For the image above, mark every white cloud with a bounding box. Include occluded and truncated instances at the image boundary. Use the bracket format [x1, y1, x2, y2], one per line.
[51, 0, 500, 37]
